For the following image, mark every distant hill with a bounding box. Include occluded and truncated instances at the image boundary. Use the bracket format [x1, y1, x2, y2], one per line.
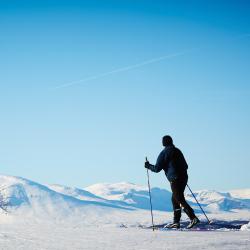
[85, 182, 250, 212]
[0, 175, 249, 219]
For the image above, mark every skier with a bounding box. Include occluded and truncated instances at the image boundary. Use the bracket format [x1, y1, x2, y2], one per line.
[145, 135, 200, 229]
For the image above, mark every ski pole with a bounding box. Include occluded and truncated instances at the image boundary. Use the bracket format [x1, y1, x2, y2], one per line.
[146, 157, 155, 231]
[186, 184, 211, 224]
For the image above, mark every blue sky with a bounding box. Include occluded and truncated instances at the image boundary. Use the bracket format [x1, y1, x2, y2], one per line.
[0, 0, 250, 190]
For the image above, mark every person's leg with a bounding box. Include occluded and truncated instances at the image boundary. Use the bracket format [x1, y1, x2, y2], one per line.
[172, 178, 196, 220]
[178, 178, 200, 228]
[171, 194, 181, 223]
[171, 178, 200, 228]
[171, 182, 182, 223]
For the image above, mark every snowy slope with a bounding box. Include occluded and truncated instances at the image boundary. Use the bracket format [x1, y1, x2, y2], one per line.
[185, 190, 250, 212]
[230, 189, 250, 199]
[0, 174, 249, 250]
[85, 183, 250, 212]
[48, 184, 106, 202]
[0, 175, 132, 220]
[85, 182, 173, 211]
[0, 174, 249, 219]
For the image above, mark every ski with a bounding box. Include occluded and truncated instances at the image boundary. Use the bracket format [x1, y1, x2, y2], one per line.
[144, 220, 248, 231]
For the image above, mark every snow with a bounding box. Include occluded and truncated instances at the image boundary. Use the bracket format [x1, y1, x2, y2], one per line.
[1, 221, 250, 250]
[241, 222, 250, 231]
[47, 184, 106, 202]
[230, 189, 250, 199]
[85, 182, 173, 210]
[85, 182, 147, 201]
[86, 183, 250, 213]
[0, 174, 249, 249]
[185, 189, 250, 212]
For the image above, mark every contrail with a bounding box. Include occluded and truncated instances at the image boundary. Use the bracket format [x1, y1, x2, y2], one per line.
[52, 48, 198, 89]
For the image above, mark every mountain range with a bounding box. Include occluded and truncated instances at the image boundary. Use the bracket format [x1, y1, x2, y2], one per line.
[0, 175, 249, 218]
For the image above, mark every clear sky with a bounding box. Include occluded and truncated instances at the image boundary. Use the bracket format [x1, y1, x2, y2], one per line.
[0, 0, 250, 190]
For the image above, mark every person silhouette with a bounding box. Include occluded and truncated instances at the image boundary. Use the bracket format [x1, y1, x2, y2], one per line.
[145, 135, 199, 229]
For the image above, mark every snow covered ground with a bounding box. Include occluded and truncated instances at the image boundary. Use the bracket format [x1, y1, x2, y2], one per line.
[1, 220, 250, 250]
[0, 174, 249, 250]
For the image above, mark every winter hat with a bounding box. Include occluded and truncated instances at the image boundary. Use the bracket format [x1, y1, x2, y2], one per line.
[162, 135, 173, 146]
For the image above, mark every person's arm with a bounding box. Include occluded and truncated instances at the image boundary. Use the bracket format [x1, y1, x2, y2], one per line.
[145, 151, 164, 173]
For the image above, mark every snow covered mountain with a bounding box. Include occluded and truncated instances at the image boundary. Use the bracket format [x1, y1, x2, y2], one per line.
[0, 175, 132, 220]
[229, 189, 250, 199]
[185, 190, 250, 212]
[0, 174, 249, 219]
[0, 174, 249, 250]
[85, 182, 250, 213]
[85, 182, 173, 211]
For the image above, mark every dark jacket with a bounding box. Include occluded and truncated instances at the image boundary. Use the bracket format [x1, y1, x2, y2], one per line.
[148, 145, 188, 182]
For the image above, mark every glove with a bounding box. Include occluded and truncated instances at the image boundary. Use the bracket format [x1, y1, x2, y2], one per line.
[145, 160, 150, 169]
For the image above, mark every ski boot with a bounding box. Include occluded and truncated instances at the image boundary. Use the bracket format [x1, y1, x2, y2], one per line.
[186, 217, 200, 229]
[164, 222, 180, 229]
